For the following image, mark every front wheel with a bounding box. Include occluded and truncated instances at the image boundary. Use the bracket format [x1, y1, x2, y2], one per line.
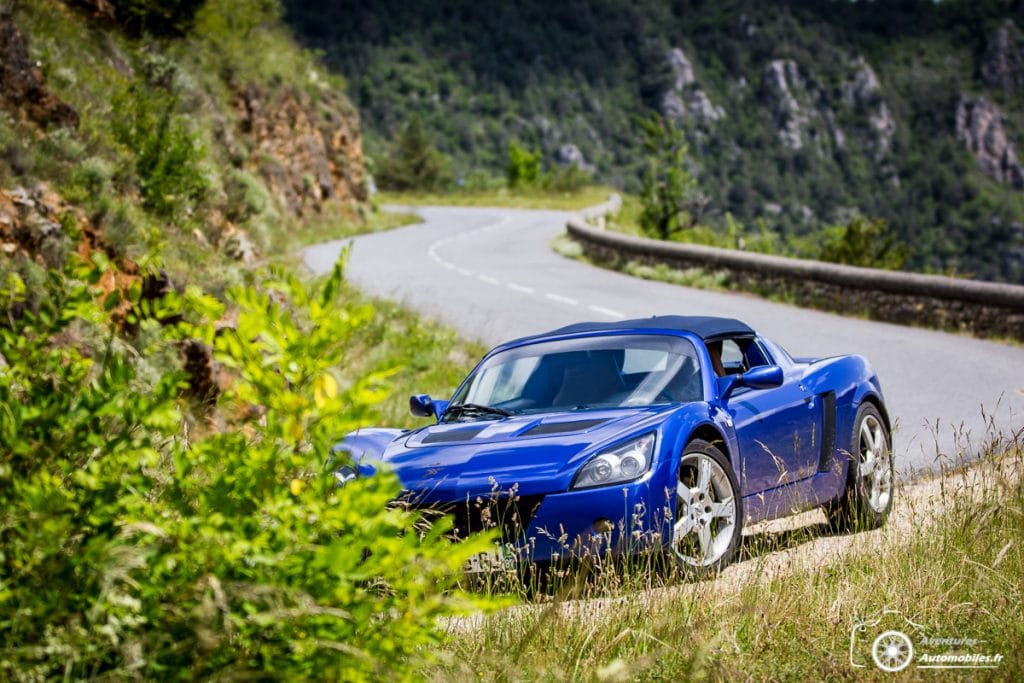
[826, 403, 895, 532]
[671, 439, 743, 575]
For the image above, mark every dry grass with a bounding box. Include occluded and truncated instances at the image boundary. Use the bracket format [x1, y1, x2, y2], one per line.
[429, 433, 1024, 681]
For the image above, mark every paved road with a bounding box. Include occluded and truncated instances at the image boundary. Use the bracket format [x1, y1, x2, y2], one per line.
[303, 206, 1024, 477]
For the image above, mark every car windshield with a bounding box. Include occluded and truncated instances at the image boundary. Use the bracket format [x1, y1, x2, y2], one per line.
[446, 334, 702, 419]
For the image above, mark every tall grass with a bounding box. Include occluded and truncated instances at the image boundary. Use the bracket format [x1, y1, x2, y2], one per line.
[429, 431, 1023, 681]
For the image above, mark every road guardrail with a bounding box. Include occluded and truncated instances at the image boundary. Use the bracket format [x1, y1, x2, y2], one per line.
[567, 199, 1024, 340]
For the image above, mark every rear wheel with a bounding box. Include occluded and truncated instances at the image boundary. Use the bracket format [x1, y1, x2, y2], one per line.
[671, 439, 743, 575]
[826, 403, 894, 532]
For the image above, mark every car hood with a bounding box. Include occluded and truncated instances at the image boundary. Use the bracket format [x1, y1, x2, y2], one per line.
[380, 406, 674, 502]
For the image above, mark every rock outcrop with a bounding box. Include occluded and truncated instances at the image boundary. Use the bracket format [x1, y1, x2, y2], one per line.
[0, 184, 94, 268]
[762, 59, 837, 152]
[981, 19, 1024, 90]
[233, 83, 367, 218]
[842, 56, 895, 159]
[554, 143, 594, 173]
[761, 56, 893, 159]
[658, 47, 724, 124]
[955, 96, 1024, 189]
[665, 47, 696, 91]
[0, 183, 231, 400]
[0, 12, 78, 129]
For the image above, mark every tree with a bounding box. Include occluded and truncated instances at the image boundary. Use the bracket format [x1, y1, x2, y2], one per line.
[506, 140, 541, 188]
[637, 114, 709, 240]
[375, 115, 452, 192]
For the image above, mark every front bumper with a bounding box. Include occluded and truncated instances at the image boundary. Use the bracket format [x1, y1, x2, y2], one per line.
[521, 477, 674, 563]
[414, 472, 676, 567]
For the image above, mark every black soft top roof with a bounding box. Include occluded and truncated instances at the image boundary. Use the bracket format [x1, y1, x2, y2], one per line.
[505, 315, 755, 348]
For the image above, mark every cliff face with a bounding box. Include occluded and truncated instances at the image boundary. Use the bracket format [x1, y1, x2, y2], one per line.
[1, 0, 367, 279]
[956, 96, 1024, 190]
[233, 82, 366, 218]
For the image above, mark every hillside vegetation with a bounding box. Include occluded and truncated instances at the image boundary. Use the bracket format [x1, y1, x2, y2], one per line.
[0, 1, 489, 678]
[283, 0, 1024, 282]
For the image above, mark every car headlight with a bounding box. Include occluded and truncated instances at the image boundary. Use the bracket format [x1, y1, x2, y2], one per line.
[334, 465, 357, 487]
[572, 433, 656, 489]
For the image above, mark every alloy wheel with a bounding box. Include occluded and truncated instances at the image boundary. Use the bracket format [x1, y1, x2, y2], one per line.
[673, 452, 737, 567]
[858, 414, 893, 513]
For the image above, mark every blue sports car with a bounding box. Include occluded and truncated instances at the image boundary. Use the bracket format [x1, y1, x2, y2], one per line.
[335, 316, 895, 574]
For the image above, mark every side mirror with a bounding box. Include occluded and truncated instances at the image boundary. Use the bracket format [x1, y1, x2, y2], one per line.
[742, 365, 784, 390]
[409, 394, 449, 421]
[717, 365, 784, 399]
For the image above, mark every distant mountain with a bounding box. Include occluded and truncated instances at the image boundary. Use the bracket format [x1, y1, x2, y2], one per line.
[283, 0, 1024, 282]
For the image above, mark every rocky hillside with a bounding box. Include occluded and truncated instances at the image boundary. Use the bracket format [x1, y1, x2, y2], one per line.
[283, 0, 1024, 283]
[0, 0, 366, 297]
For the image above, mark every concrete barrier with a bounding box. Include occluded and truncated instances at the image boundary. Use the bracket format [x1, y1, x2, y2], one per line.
[567, 202, 1024, 340]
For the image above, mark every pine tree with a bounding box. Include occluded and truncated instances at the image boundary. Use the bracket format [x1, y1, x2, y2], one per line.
[637, 114, 708, 241]
[375, 115, 452, 191]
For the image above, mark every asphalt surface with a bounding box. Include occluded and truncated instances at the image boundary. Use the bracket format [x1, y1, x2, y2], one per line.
[303, 205, 1024, 477]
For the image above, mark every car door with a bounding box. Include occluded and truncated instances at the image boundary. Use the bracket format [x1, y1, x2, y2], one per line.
[720, 339, 823, 494]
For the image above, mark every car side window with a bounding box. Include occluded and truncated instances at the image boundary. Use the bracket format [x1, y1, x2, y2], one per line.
[719, 339, 744, 372]
[743, 339, 772, 368]
[716, 337, 772, 375]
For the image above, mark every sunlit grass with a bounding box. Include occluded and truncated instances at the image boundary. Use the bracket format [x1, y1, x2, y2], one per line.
[377, 186, 616, 211]
[270, 205, 420, 252]
[429, 434, 1024, 681]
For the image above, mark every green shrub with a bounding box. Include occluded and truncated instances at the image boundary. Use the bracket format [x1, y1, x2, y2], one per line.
[222, 167, 270, 222]
[64, 155, 115, 205]
[818, 215, 910, 270]
[110, 83, 208, 221]
[375, 115, 453, 192]
[506, 140, 541, 188]
[0, 254, 494, 680]
[541, 162, 592, 193]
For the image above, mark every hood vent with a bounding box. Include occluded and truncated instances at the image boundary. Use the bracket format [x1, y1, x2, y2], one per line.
[521, 418, 608, 436]
[420, 426, 487, 444]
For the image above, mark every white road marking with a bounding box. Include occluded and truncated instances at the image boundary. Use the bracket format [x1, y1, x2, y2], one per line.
[544, 293, 578, 306]
[588, 305, 625, 319]
[507, 282, 535, 295]
[426, 216, 511, 275]
[423, 213, 614, 320]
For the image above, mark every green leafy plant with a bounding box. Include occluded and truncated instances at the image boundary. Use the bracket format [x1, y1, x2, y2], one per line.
[541, 162, 592, 193]
[110, 83, 208, 221]
[506, 140, 542, 188]
[636, 114, 708, 241]
[818, 215, 910, 270]
[0, 254, 495, 680]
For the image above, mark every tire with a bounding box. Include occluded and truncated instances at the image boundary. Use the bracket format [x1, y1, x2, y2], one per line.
[826, 403, 895, 532]
[670, 438, 743, 576]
